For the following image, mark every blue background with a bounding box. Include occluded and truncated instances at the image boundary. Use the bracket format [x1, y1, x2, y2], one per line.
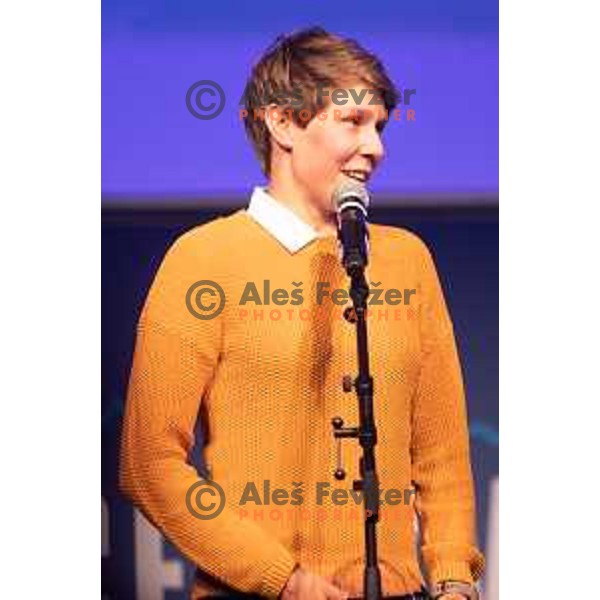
[102, 0, 498, 199]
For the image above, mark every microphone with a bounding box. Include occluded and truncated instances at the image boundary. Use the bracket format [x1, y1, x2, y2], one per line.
[332, 181, 371, 276]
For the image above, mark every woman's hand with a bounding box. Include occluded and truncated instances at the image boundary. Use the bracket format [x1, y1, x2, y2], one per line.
[280, 566, 349, 600]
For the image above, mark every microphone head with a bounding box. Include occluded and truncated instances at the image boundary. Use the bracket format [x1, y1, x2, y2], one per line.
[332, 180, 370, 213]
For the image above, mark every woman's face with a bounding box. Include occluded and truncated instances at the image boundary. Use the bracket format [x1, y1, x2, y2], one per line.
[288, 83, 388, 215]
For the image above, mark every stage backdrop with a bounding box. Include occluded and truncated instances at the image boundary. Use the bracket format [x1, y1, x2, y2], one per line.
[102, 0, 498, 202]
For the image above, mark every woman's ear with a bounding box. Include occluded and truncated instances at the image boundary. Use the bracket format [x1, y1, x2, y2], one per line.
[264, 104, 294, 151]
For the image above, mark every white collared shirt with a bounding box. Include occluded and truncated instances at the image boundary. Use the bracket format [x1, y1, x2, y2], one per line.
[246, 186, 323, 254]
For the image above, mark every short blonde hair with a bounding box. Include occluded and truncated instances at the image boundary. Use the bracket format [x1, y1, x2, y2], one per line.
[242, 27, 399, 176]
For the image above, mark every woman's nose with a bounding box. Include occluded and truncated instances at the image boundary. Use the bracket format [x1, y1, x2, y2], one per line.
[359, 127, 384, 164]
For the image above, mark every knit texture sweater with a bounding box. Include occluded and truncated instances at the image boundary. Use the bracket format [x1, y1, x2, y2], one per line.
[120, 208, 485, 598]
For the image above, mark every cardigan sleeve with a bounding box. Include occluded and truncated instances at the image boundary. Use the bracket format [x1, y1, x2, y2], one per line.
[409, 240, 485, 586]
[119, 232, 297, 598]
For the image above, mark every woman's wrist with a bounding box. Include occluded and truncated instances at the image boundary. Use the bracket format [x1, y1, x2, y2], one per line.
[279, 563, 302, 599]
[431, 580, 478, 599]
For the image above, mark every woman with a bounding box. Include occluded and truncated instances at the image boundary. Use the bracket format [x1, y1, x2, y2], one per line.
[120, 27, 484, 600]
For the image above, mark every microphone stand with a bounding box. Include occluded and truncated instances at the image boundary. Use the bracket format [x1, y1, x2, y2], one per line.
[331, 219, 382, 600]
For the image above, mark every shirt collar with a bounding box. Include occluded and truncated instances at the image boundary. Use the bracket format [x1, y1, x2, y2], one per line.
[246, 186, 322, 254]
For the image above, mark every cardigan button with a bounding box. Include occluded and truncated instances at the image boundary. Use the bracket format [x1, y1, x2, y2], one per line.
[342, 375, 353, 392]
